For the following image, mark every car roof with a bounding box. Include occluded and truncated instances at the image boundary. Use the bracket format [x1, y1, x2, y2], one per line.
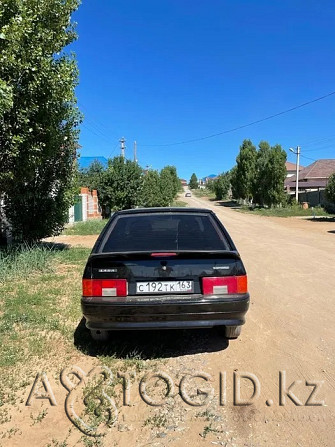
[113, 207, 214, 216]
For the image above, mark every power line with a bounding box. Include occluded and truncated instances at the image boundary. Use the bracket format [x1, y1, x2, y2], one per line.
[81, 123, 112, 145]
[302, 134, 335, 148]
[79, 101, 120, 142]
[139, 90, 335, 147]
[107, 141, 120, 159]
[300, 154, 317, 162]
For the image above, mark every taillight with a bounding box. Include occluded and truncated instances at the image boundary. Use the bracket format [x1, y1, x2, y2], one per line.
[82, 279, 128, 297]
[202, 276, 248, 295]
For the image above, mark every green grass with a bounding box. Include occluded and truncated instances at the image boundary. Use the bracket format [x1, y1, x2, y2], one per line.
[0, 242, 164, 433]
[172, 200, 187, 207]
[0, 245, 90, 406]
[63, 219, 108, 235]
[192, 188, 215, 198]
[237, 204, 334, 218]
[0, 244, 57, 283]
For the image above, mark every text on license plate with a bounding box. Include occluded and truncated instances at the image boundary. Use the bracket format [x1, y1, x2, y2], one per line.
[136, 281, 193, 294]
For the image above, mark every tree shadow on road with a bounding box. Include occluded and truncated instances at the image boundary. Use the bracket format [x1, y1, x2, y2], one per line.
[306, 217, 335, 222]
[215, 200, 241, 209]
[73, 318, 229, 360]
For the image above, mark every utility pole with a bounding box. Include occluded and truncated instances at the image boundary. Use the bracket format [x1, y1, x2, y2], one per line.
[120, 137, 126, 158]
[134, 141, 137, 163]
[289, 146, 301, 202]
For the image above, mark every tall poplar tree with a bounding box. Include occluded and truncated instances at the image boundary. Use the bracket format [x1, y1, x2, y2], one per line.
[0, 0, 81, 242]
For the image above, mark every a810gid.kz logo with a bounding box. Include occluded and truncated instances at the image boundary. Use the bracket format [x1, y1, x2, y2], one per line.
[60, 366, 118, 436]
[26, 366, 326, 436]
[27, 366, 119, 436]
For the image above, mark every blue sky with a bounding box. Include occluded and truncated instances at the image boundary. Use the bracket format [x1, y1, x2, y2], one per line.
[72, 0, 335, 181]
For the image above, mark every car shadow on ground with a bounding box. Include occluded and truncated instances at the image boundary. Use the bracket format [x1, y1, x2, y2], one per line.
[73, 318, 229, 359]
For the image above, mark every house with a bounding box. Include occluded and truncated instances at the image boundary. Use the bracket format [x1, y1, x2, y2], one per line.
[198, 174, 218, 188]
[284, 159, 335, 206]
[180, 179, 188, 187]
[68, 187, 102, 223]
[285, 161, 304, 178]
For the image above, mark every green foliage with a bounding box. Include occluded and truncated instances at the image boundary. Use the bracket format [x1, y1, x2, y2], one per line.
[233, 139, 257, 201]
[75, 158, 181, 215]
[213, 172, 231, 200]
[100, 156, 143, 212]
[263, 144, 287, 206]
[78, 160, 105, 192]
[0, 0, 82, 242]
[0, 79, 12, 114]
[189, 173, 198, 189]
[238, 203, 332, 218]
[229, 166, 239, 200]
[325, 172, 335, 203]
[231, 139, 287, 207]
[141, 170, 163, 207]
[160, 165, 179, 206]
[164, 165, 180, 198]
[252, 141, 271, 205]
[206, 178, 215, 192]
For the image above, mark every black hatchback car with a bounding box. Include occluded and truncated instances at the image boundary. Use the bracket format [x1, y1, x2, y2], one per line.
[82, 208, 249, 341]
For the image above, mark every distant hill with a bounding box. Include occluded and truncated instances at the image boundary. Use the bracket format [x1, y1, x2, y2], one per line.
[78, 156, 108, 170]
[201, 173, 218, 182]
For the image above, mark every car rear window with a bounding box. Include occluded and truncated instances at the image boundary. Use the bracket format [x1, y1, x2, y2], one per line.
[100, 213, 229, 252]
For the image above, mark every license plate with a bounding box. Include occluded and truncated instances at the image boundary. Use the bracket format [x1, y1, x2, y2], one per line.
[136, 280, 193, 294]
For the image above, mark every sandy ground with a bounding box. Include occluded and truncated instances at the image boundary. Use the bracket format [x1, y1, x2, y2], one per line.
[43, 234, 99, 248]
[4, 196, 335, 447]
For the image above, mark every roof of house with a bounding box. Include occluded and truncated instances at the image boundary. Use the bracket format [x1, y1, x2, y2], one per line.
[285, 179, 328, 189]
[285, 161, 304, 171]
[78, 156, 108, 170]
[284, 159, 335, 186]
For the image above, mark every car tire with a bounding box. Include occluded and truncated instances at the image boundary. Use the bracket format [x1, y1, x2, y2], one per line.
[224, 325, 242, 339]
[90, 329, 109, 342]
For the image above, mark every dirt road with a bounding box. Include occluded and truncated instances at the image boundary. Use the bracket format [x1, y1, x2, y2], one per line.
[176, 194, 335, 446]
[6, 197, 335, 447]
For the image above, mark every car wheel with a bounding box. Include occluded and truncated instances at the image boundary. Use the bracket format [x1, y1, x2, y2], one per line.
[224, 325, 242, 339]
[90, 329, 109, 342]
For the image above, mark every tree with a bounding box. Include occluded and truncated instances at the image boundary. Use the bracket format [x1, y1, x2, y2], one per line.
[0, 0, 81, 242]
[0, 79, 12, 114]
[234, 139, 257, 202]
[252, 141, 271, 205]
[262, 144, 287, 206]
[213, 172, 231, 200]
[189, 173, 198, 189]
[78, 160, 106, 192]
[325, 172, 335, 203]
[230, 166, 239, 200]
[100, 156, 143, 212]
[141, 170, 163, 207]
[160, 166, 176, 206]
[162, 165, 180, 199]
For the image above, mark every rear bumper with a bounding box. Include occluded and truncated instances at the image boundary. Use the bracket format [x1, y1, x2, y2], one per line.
[81, 293, 250, 330]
